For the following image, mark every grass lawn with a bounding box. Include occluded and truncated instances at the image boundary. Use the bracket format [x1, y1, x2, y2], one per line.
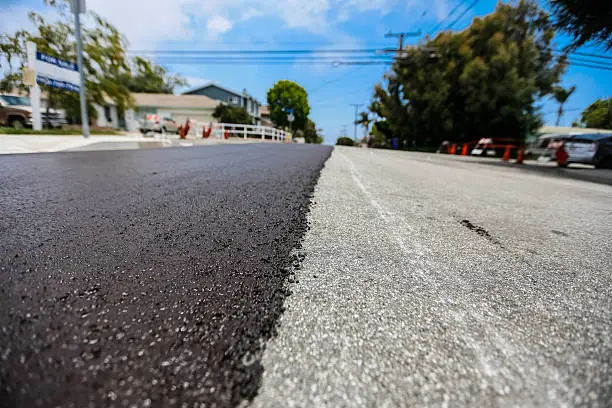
[0, 127, 121, 135]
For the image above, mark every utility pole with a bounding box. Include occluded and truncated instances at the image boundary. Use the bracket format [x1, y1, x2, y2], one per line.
[72, 0, 89, 138]
[341, 125, 348, 137]
[350, 103, 362, 143]
[384, 30, 421, 58]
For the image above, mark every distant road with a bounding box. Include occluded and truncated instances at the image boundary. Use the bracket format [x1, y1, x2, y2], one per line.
[0, 144, 331, 407]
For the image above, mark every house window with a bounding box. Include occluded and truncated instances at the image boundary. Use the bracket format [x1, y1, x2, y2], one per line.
[104, 106, 112, 123]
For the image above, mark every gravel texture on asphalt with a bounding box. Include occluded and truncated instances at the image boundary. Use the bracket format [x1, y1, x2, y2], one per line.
[253, 148, 612, 408]
[0, 144, 331, 408]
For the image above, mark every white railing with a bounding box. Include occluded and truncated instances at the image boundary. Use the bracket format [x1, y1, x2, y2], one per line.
[197, 122, 291, 142]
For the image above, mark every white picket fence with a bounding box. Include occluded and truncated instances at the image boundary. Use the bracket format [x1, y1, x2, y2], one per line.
[197, 122, 291, 142]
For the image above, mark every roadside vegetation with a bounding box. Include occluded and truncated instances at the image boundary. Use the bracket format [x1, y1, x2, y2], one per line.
[267, 80, 323, 144]
[336, 137, 354, 146]
[360, 0, 612, 150]
[572, 98, 612, 129]
[0, 1, 187, 127]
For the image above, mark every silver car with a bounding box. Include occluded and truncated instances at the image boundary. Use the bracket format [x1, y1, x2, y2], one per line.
[139, 114, 179, 135]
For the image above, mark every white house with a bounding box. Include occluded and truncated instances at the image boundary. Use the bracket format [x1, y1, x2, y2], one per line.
[94, 93, 219, 131]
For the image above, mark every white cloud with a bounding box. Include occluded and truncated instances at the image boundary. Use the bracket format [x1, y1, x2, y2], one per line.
[87, 0, 196, 48]
[0, 0, 453, 50]
[206, 15, 233, 36]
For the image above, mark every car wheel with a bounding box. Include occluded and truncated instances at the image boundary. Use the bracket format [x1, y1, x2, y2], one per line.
[11, 117, 25, 130]
[595, 156, 612, 169]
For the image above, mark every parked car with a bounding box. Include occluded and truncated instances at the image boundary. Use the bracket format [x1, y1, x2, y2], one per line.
[139, 114, 179, 135]
[535, 133, 612, 168]
[470, 138, 518, 157]
[567, 133, 612, 168]
[0, 94, 66, 129]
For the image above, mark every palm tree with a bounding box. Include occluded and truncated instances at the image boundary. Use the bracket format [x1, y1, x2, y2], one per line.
[355, 112, 371, 138]
[553, 85, 577, 126]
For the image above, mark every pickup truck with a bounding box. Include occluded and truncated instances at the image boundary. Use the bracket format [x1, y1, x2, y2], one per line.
[0, 94, 66, 129]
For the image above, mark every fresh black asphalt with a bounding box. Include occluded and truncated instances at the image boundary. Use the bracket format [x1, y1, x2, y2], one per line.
[0, 144, 332, 407]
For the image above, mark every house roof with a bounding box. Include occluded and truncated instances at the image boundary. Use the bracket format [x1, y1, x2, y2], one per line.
[182, 83, 260, 104]
[132, 93, 218, 109]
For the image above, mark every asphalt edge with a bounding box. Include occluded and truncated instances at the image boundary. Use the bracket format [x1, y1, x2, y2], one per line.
[234, 146, 334, 407]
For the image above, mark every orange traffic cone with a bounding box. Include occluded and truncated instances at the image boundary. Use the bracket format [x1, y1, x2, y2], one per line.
[502, 146, 511, 161]
[516, 148, 525, 164]
[449, 144, 457, 155]
[461, 144, 468, 156]
[202, 126, 211, 138]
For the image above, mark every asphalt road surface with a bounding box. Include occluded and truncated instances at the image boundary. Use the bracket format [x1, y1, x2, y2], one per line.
[0, 144, 331, 407]
[254, 148, 611, 407]
[2, 145, 611, 408]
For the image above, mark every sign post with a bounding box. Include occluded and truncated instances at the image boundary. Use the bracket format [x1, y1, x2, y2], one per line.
[26, 42, 42, 131]
[25, 42, 81, 131]
[72, 0, 89, 138]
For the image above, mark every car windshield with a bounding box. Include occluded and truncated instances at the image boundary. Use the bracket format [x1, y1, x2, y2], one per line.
[1, 95, 30, 106]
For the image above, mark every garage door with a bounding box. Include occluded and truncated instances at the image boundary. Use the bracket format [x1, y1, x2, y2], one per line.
[171, 114, 213, 126]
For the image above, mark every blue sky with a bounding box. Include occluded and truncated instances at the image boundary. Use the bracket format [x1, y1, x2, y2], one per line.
[1, 0, 611, 144]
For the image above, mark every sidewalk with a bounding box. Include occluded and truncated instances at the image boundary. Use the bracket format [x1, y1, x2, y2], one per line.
[0, 133, 284, 154]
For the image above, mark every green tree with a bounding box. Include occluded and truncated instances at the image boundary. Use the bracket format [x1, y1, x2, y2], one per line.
[369, 0, 564, 148]
[118, 57, 187, 94]
[0, 2, 187, 125]
[548, 0, 612, 50]
[212, 104, 253, 124]
[552, 85, 576, 126]
[355, 112, 371, 138]
[336, 137, 354, 146]
[574, 98, 612, 129]
[266, 80, 310, 131]
[303, 118, 323, 144]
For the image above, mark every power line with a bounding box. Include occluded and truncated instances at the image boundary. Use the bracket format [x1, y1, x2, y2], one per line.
[567, 61, 612, 71]
[428, 0, 470, 35]
[446, 0, 480, 31]
[309, 67, 368, 95]
[130, 48, 383, 55]
[565, 51, 612, 61]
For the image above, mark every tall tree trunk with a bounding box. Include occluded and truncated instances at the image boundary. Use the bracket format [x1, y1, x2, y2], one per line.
[556, 103, 564, 126]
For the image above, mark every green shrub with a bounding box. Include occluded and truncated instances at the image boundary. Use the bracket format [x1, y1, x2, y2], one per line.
[336, 137, 354, 146]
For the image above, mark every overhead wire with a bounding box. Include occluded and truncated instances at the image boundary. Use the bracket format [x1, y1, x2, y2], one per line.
[428, 0, 470, 35]
[445, 0, 480, 31]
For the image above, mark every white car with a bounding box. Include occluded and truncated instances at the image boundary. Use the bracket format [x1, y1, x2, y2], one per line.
[139, 114, 180, 135]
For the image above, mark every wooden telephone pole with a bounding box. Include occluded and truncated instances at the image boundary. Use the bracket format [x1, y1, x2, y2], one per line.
[384, 30, 421, 57]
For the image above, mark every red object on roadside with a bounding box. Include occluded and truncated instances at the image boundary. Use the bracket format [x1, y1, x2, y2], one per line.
[516, 147, 525, 164]
[461, 144, 468, 156]
[180, 119, 190, 140]
[449, 144, 457, 155]
[502, 146, 511, 161]
[555, 143, 569, 167]
[202, 126, 212, 138]
[224, 130, 229, 140]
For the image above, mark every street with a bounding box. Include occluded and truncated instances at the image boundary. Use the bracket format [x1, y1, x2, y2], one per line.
[1, 145, 611, 407]
[0, 144, 331, 407]
[254, 148, 611, 407]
